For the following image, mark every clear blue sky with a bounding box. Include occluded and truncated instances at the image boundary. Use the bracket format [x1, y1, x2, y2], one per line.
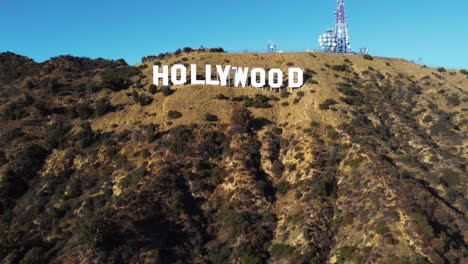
[1, 0, 467, 69]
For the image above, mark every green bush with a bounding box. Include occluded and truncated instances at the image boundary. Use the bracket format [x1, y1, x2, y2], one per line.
[138, 94, 153, 106]
[331, 64, 348, 72]
[346, 157, 365, 169]
[440, 169, 460, 188]
[76, 103, 94, 120]
[276, 181, 289, 195]
[100, 66, 139, 91]
[243, 94, 272, 108]
[411, 214, 434, 238]
[297, 91, 305, 97]
[168, 110, 182, 119]
[113, 153, 127, 165]
[337, 246, 356, 263]
[375, 224, 390, 234]
[363, 54, 374, 60]
[76, 122, 94, 148]
[76, 213, 119, 250]
[437, 67, 446, 73]
[204, 113, 219, 122]
[1, 102, 28, 120]
[224, 211, 251, 233]
[319, 99, 338, 110]
[269, 243, 295, 258]
[161, 85, 173, 96]
[215, 93, 229, 100]
[95, 97, 111, 117]
[26, 79, 35, 89]
[148, 84, 157, 94]
[446, 94, 460, 106]
[46, 121, 71, 149]
[121, 166, 146, 188]
[4, 128, 23, 141]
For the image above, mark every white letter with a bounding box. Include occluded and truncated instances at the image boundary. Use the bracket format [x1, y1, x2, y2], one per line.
[171, 64, 187, 85]
[216, 65, 231, 86]
[234, 67, 249, 87]
[206, 65, 220, 85]
[251, 68, 266, 88]
[191, 64, 205, 85]
[268, 69, 283, 89]
[153, 65, 169, 86]
[288, 68, 304, 88]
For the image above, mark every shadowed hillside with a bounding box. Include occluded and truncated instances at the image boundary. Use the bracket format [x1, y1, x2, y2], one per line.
[0, 50, 467, 264]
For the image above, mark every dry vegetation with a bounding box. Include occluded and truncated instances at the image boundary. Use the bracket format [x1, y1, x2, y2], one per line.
[0, 49, 467, 264]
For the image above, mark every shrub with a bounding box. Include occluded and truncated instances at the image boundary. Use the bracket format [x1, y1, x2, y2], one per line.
[76, 103, 94, 120]
[169, 127, 192, 154]
[297, 91, 305, 97]
[363, 54, 374, 60]
[161, 85, 173, 96]
[46, 121, 71, 149]
[280, 91, 290, 98]
[26, 79, 35, 89]
[286, 62, 294, 66]
[327, 128, 339, 140]
[121, 166, 146, 188]
[400, 155, 419, 166]
[440, 169, 460, 188]
[4, 128, 23, 142]
[209, 246, 231, 264]
[276, 181, 289, 195]
[446, 94, 460, 106]
[100, 66, 139, 91]
[144, 124, 157, 143]
[95, 97, 111, 117]
[337, 246, 356, 263]
[76, 213, 119, 250]
[215, 93, 229, 100]
[22, 144, 49, 173]
[460, 69, 468, 75]
[269, 244, 295, 258]
[209, 47, 225, 52]
[113, 153, 127, 166]
[138, 94, 153, 106]
[437, 67, 446, 73]
[204, 113, 219, 122]
[375, 224, 390, 234]
[148, 84, 157, 94]
[76, 122, 94, 148]
[168, 110, 182, 119]
[310, 121, 320, 127]
[243, 94, 272, 108]
[422, 115, 433, 123]
[411, 214, 434, 238]
[346, 157, 365, 169]
[319, 99, 338, 110]
[1, 102, 28, 120]
[230, 106, 253, 132]
[331, 64, 348, 72]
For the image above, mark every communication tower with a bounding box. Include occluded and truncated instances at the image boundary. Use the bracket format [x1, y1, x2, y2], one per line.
[318, 0, 351, 53]
[267, 42, 277, 53]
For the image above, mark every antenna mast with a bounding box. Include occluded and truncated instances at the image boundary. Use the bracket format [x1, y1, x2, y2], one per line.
[319, 0, 351, 53]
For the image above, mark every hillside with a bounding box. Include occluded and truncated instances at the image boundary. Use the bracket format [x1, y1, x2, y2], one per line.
[0, 50, 467, 264]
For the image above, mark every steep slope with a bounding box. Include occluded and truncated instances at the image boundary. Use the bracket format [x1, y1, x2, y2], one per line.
[0, 50, 466, 264]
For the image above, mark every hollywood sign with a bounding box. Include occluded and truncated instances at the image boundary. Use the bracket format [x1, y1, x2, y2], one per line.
[153, 64, 304, 90]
